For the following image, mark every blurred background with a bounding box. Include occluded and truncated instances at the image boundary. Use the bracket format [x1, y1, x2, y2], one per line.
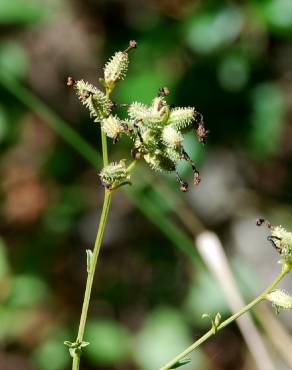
[1, 0, 292, 369]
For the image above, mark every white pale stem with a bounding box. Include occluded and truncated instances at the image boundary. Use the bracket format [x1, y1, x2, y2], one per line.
[196, 231, 275, 370]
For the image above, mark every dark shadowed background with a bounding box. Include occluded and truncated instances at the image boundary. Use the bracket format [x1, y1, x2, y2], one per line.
[0, 0, 292, 369]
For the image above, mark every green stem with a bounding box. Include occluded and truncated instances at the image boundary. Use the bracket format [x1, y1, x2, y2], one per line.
[72, 189, 112, 370]
[159, 265, 290, 370]
[101, 131, 109, 166]
[126, 159, 138, 174]
[72, 128, 112, 370]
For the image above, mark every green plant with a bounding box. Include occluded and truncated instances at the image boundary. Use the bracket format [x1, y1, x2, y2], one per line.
[159, 219, 292, 370]
[65, 41, 207, 370]
[64, 41, 292, 370]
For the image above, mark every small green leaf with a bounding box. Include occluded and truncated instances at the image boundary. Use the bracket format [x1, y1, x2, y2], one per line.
[169, 358, 191, 369]
[214, 312, 221, 328]
[202, 312, 221, 334]
[64, 341, 73, 347]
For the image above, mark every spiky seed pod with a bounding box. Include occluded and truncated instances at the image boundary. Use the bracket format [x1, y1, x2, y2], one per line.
[104, 51, 129, 88]
[151, 97, 169, 118]
[164, 146, 182, 162]
[128, 102, 149, 121]
[137, 129, 160, 152]
[150, 96, 169, 127]
[101, 115, 124, 140]
[75, 80, 111, 121]
[162, 125, 183, 148]
[128, 99, 170, 130]
[168, 107, 195, 130]
[144, 152, 176, 173]
[269, 226, 292, 258]
[266, 290, 292, 310]
[99, 160, 130, 189]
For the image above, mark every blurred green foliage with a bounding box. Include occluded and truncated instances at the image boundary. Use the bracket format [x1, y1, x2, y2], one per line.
[0, 0, 292, 369]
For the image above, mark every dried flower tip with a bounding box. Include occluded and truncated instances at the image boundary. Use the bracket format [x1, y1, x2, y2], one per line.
[150, 96, 169, 126]
[104, 51, 129, 87]
[266, 289, 292, 310]
[75, 80, 111, 121]
[158, 87, 170, 96]
[99, 160, 130, 189]
[256, 218, 271, 228]
[162, 125, 183, 148]
[168, 107, 195, 129]
[101, 115, 124, 141]
[193, 171, 201, 186]
[66, 76, 75, 87]
[196, 124, 210, 144]
[180, 181, 189, 192]
[131, 148, 141, 160]
[124, 40, 137, 53]
[176, 171, 189, 192]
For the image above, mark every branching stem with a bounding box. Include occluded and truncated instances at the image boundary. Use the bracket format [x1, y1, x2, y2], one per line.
[159, 263, 291, 370]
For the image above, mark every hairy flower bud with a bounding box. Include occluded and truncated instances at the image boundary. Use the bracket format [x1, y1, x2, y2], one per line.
[168, 107, 195, 129]
[144, 152, 176, 173]
[101, 115, 124, 140]
[99, 160, 130, 189]
[266, 289, 292, 311]
[269, 225, 292, 259]
[128, 102, 149, 121]
[104, 51, 129, 88]
[162, 125, 183, 148]
[75, 80, 111, 121]
[164, 147, 181, 162]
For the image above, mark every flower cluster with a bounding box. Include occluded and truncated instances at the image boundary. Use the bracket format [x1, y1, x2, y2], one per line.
[256, 218, 292, 263]
[67, 41, 208, 191]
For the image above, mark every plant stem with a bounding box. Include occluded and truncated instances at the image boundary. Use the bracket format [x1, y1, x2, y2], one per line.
[126, 159, 138, 174]
[72, 128, 112, 370]
[159, 265, 290, 370]
[101, 131, 109, 166]
[72, 189, 112, 370]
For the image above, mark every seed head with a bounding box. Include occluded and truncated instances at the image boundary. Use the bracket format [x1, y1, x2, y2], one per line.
[99, 160, 130, 189]
[101, 115, 124, 140]
[162, 125, 183, 148]
[266, 289, 292, 311]
[74, 80, 111, 121]
[104, 51, 129, 88]
[168, 107, 195, 130]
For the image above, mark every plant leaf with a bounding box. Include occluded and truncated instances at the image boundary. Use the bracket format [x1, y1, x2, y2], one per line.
[169, 358, 191, 369]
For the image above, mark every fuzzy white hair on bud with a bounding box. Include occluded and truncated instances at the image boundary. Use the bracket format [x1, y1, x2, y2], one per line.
[269, 225, 292, 260]
[266, 289, 292, 311]
[144, 152, 176, 173]
[162, 125, 183, 148]
[101, 115, 124, 139]
[128, 102, 149, 120]
[99, 160, 130, 189]
[168, 107, 195, 129]
[74, 80, 111, 121]
[104, 51, 129, 87]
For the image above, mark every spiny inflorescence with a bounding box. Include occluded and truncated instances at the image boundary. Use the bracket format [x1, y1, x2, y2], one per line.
[67, 40, 208, 191]
[256, 218, 292, 262]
